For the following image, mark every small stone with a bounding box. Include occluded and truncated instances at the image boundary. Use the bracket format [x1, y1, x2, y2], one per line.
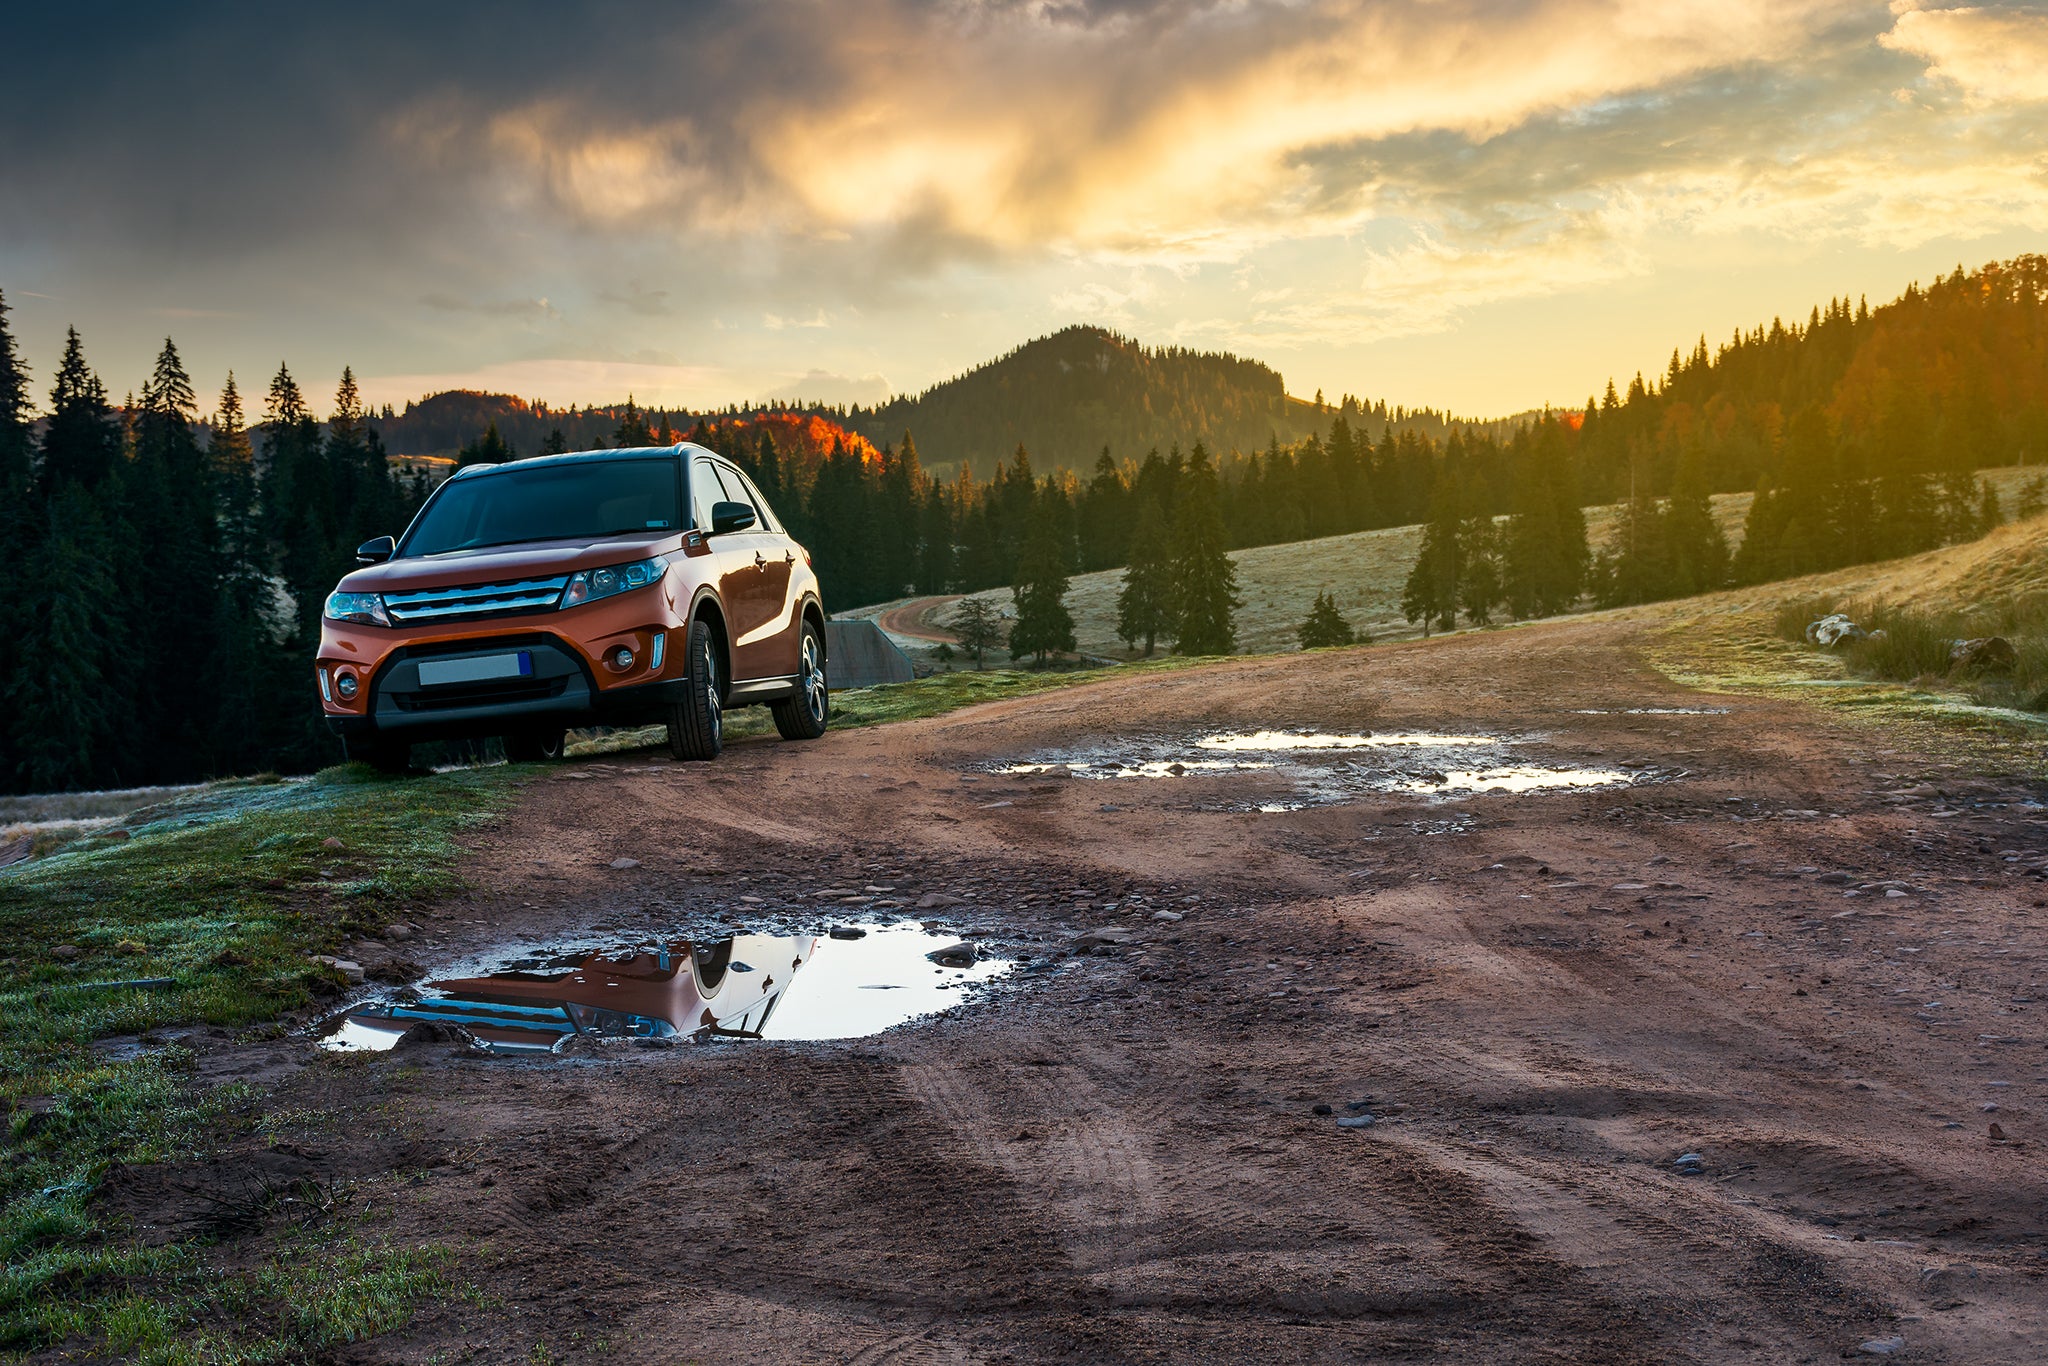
[1150, 909, 1184, 922]
[50, 945, 80, 961]
[1335, 1115, 1376, 1129]
[1816, 871, 1852, 885]
[1989, 1122, 2007, 1141]
[1856, 1335, 1905, 1356]
[916, 892, 966, 910]
[385, 923, 415, 941]
[321, 836, 344, 849]
[607, 857, 641, 870]
[332, 960, 366, 985]
[828, 926, 867, 940]
[1312, 1104, 1333, 1116]
[926, 942, 979, 967]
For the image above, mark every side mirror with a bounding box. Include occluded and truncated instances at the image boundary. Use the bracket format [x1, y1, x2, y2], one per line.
[356, 535, 395, 564]
[710, 501, 757, 535]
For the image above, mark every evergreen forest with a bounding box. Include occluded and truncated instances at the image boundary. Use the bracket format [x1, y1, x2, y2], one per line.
[0, 255, 2041, 794]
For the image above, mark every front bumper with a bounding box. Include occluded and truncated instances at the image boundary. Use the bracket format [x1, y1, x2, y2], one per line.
[321, 626, 683, 742]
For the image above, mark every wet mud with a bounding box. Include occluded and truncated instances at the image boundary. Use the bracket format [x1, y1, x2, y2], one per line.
[130, 619, 2048, 1364]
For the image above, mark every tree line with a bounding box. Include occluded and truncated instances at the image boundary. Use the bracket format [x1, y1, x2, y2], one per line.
[2, 254, 2040, 791]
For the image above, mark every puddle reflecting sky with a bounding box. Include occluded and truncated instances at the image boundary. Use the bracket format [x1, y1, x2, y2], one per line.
[990, 729, 1661, 809]
[323, 922, 1010, 1054]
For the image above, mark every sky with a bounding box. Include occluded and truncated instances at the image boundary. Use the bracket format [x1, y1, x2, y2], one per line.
[1, 0, 2044, 423]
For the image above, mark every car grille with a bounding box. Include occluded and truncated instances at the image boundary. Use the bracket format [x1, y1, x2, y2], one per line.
[382, 575, 569, 623]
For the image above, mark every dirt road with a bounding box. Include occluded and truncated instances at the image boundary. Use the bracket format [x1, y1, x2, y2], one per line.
[875, 595, 962, 644]
[172, 620, 2048, 1363]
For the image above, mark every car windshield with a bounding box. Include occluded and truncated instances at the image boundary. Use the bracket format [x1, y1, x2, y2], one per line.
[403, 460, 682, 557]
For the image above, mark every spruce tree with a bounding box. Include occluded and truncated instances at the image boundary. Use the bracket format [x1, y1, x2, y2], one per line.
[0, 288, 30, 494]
[1008, 503, 1076, 665]
[39, 327, 121, 493]
[1297, 591, 1354, 649]
[456, 421, 513, 467]
[127, 338, 222, 778]
[1115, 496, 1173, 656]
[0, 292, 34, 784]
[945, 596, 1006, 670]
[614, 396, 656, 447]
[1401, 468, 1462, 635]
[1662, 445, 1728, 596]
[1168, 445, 1239, 655]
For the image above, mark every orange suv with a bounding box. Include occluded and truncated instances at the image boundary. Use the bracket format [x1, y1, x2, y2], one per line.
[317, 442, 829, 771]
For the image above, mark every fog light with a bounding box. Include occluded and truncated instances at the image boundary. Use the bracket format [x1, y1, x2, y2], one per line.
[335, 670, 359, 700]
[607, 646, 635, 672]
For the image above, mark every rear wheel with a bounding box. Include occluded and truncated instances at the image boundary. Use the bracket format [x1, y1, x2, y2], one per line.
[504, 727, 567, 763]
[344, 734, 410, 774]
[666, 618, 723, 761]
[771, 620, 830, 741]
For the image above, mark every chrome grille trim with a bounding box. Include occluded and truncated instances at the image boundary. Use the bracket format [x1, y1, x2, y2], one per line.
[383, 575, 569, 623]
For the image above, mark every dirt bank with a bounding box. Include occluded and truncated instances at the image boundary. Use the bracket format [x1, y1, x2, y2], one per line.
[121, 619, 2048, 1364]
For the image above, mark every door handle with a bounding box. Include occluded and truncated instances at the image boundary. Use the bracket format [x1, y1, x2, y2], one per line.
[783, 550, 795, 565]
[753, 551, 767, 569]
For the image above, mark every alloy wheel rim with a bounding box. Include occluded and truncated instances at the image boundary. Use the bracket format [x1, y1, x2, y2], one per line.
[705, 643, 721, 732]
[802, 636, 826, 719]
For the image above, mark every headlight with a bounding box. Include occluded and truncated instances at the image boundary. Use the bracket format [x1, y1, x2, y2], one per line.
[561, 557, 665, 610]
[324, 591, 391, 627]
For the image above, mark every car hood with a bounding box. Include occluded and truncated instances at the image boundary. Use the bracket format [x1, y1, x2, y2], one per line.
[337, 535, 680, 593]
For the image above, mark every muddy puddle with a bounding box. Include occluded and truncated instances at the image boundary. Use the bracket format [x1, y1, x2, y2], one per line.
[993, 729, 1667, 810]
[322, 922, 1011, 1055]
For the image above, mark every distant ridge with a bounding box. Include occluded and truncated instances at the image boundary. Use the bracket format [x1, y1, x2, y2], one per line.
[366, 325, 1507, 471]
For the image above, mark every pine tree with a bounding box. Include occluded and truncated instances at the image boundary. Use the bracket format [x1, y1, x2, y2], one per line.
[1458, 513, 1505, 625]
[456, 421, 513, 467]
[614, 396, 656, 447]
[1297, 590, 1354, 649]
[126, 338, 222, 778]
[1401, 468, 1462, 635]
[1115, 497, 1173, 656]
[0, 288, 30, 495]
[1168, 445, 1239, 655]
[1008, 503, 1076, 665]
[1662, 445, 1728, 596]
[39, 327, 121, 492]
[540, 427, 570, 456]
[945, 596, 1007, 670]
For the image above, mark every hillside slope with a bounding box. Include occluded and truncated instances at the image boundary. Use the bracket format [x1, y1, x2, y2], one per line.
[861, 464, 2043, 661]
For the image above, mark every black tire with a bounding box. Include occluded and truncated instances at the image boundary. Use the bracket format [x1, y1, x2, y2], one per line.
[666, 618, 723, 761]
[771, 619, 830, 741]
[344, 734, 410, 774]
[504, 727, 567, 763]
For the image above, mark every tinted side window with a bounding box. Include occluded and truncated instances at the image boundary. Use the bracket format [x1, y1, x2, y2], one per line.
[732, 469, 785, 534]
[690, 459, 720, 531]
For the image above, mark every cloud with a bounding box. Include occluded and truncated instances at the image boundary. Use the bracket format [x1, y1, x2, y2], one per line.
[1882, 4, 2048, 105]
[420, 293, 560, 321]
[5, 0, 2048, 413]
[359, 358, 734, 412]
[758, 368, 894, 406]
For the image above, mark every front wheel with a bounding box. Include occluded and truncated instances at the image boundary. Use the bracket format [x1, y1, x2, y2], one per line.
[771, 620, 830, 740]
[504, 727, 567, 763]
[666, 618, 723, 761]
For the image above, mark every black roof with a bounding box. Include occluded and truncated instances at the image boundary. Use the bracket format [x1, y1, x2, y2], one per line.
[447, 442, 724, 480]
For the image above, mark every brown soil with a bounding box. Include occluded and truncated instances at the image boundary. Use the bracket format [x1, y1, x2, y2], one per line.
[117, 620, 2048, 1363]
[875, 594, 963, 644]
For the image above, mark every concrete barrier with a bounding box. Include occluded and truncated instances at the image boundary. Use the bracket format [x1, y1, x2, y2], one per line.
[824, 619, 916, 690]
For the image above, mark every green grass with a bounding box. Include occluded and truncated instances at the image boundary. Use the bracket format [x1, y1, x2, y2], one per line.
[1771, 593, 2048, 713]
[0, 763, 512, 1362]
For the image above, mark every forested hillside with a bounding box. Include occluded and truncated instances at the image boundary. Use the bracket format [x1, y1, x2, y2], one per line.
[2, 256, 2042, 793]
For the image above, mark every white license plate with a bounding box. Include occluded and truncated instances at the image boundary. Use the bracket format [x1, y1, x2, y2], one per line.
[418, 652, 530, 687]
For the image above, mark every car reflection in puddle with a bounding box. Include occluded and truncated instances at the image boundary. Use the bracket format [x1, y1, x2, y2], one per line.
[323, 922, 1011, 1054]
[994, 729, 1662, 810]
